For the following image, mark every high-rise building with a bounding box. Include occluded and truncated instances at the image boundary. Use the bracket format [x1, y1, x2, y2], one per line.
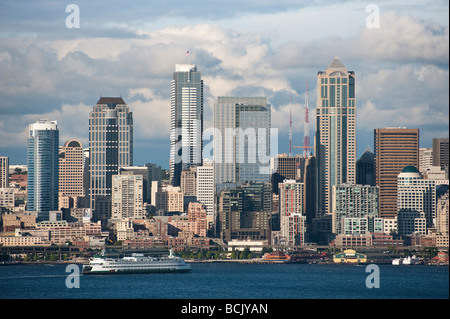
[27, 120, 59, 220]
[331, 184, 379, 234]
[111, 171, 144, 220]
[180, 167, 197, 197]
[436, 190, 449, 237]
[432, 138, 449, 172]
[188, 202, 208, 237]
[356, 146, 375, 186]
[397, 166, 435, 229]
[214, 96, 271, 184]
[170, 64, 203, 187]
[270, 154, 301, 194]
[196, 159, 215, 229]
[374, 127, 419, 219]
[0, 156, 9, 188]
[278, 180, 306, 246]
[59, 139, 84, 209]
[315, 57, 357, 216]
[419, 148, 433, 174]
[89, 97, 133, 221]
[218, 182, 272, 243]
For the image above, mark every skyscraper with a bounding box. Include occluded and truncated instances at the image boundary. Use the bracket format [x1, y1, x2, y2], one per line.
[213, 96, 271, 184]
[27, 120, 59, 220]
[374, 127, 419, 219]
[315, 57, 357, 216]
[89, 97, 133, 221]
[170, 64, 203, 187]
[59, 139, 84, 209]
[279, 180, 306, 246]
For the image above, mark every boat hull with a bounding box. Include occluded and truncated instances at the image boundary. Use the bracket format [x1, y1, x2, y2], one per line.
[82, 267, 191, 275]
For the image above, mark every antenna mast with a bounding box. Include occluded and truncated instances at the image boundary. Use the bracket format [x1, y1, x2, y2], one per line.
[289, 95, 293, 157]
[303, 81, 311, 156]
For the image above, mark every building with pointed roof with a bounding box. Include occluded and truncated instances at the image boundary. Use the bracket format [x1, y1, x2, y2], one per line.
[315, 57, 357, 216]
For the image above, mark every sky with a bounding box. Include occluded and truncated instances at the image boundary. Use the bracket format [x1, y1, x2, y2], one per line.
[0, 0, 448, 169]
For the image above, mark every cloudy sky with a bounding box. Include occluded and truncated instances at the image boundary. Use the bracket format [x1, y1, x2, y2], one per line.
[0, 0, 448, 168]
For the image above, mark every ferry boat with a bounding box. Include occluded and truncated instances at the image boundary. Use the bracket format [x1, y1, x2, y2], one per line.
[81, 249, 191, 275]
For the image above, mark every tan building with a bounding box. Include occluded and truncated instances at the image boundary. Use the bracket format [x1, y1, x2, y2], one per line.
[155, 185, 184, 214]
[188, 202, 208, 237]
[374, 127, 419, 219]
[315, 57, 357, 215]
[111, 172, 144, 220]
[180, 167, 197, 197]
[59, 139, 84, 209]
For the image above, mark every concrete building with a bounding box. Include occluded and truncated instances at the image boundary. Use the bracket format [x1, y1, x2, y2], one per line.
[315, 57, 357, 216]
[170, 64, 203, 187]
[0, 156, 9, 188]
[89, 97, 133, 221]
[374, 127, 419, 220]
[432, 138, 449, 172]
[181, 167, 197, 197]
[188, 202, 208, 237]
[278, 180, 306, 246]
[111, 172, 144, 220]
[331, 184, 379, 234]
[59, 139, 84, 209]
[196, 160, 215, 229]
[27, 120, 59, 221]
[397, 166, 435, 229]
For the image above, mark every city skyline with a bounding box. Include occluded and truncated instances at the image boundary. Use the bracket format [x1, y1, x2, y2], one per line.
[0, 1, 448, 169]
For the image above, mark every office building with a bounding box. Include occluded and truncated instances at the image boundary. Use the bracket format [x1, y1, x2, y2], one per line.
[181, 167, 197, 197]
[59, 139, 84, 209]
[196, 160, 215, 229]
[214, 96, 271, 184]
[356, 146, 375, 186]
[436, 190, 449, 236]
[331, 184, 379, 234]
[397, 166, 435, 229]
[170, 64, 203, 187]
[0, 156, 9, 188]
[315, 57, 357, 216]
[218, 182, 272, 243]
[270, 154, 301, 194]
[419, 148, 433, 174]
[432, 138, 449, 171]
[374, 127, 419, 219]
[27, 120, 59, 220]
[89, 97, 133, 221]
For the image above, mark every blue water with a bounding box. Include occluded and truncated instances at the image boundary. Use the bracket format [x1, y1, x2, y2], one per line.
[0, 263, 448, 299]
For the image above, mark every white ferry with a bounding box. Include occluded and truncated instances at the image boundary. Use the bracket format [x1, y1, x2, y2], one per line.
[82, 250, 191, 274]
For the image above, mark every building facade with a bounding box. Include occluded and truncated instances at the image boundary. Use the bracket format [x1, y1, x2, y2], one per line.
[59, 139, 84, 209]
[27, 120, 59, 220]
[170, 64, 203, 187]
[374, 127, 419, 219]
[279, 180, 306, 246]
[315, 57, 357, 216]
[397, 166, 436, 229]
[111, 172, 144, 220]
[214, 96, 271, 184]
[89, 97, 133, 221]
[0, 156, 9, 188]
[331, 184, 379, 234]
[196, 160, 215, 229]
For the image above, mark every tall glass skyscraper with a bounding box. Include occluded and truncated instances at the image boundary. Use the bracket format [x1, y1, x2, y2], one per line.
[315, 57, 357, 216]
[27, 120, 59, 220]
[213, 97, 271, 184]
[170, 64, 203, 187]
[89, 97, 133, 221]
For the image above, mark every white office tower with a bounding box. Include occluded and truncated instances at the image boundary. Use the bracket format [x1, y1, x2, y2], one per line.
[170, 64, 203, 187]
[397, 166, 436, 234]
[196, 159, 215, 230]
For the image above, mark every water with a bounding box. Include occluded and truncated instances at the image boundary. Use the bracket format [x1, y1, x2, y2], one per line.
[0, 263, 448, 299]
